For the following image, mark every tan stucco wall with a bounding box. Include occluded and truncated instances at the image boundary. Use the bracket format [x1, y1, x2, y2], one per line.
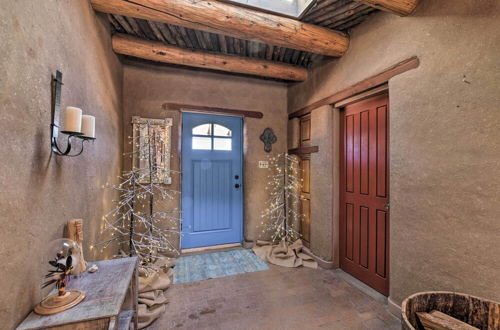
[288, 0, 500, 305]
[309, 105, 335, 262]
[0, 1, 123, 328]
[122, 62, 288, 247]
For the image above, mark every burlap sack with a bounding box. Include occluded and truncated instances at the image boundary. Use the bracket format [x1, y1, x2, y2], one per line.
[137, 259, 175, 329]
[138, 268, 172, 293]
[253, 239, 318, 269]
[138, 303, 166, 329]
[138, 290, 168, 307]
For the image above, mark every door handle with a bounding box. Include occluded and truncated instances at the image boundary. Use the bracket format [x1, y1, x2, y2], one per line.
[235, 183, 240, 189]
[384, 203, 390, 210]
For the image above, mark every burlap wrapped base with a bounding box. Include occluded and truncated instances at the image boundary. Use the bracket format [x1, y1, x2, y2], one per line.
[137, 259, 176, 329]
[252, 239, 317, 269]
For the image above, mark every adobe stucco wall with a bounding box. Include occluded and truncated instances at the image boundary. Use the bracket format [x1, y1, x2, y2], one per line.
[122, 62, 288, 248]
[308, 105, 336, 262]
[0, 1, 123, 328]
[288, 0, 500, 305]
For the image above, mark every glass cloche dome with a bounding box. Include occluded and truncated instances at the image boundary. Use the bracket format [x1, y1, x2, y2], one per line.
[35, 238, 85, 315]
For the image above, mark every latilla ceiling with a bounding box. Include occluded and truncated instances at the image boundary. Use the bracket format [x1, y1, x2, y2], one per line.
[106, 0, 378, 69]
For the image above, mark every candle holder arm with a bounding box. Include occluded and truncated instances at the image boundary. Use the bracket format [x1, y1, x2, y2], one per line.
[51, 131, 92, 157]
[50, 70, 95, 157]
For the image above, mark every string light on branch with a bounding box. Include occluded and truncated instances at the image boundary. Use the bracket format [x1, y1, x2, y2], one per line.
[94, 121, 181, 270]
[259, 153, 304, 244]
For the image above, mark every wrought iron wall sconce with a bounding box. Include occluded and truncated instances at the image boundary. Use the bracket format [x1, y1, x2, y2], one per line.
[51, 71, 96, 157]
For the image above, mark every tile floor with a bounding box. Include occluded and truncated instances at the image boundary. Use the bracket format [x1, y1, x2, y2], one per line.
[147, 262, 401, 330]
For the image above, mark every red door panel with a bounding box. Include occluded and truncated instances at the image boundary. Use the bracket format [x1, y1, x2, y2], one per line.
[345, 203, 354, 261]
[340, 93, 390, 296]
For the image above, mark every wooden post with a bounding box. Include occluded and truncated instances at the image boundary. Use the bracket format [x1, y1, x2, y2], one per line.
[147, 123, 154, 238]
[283, 154, 288, 241]
[67, 219, 87, 273]
[130, 172, 137, 257]
[91, 0, 349, 56]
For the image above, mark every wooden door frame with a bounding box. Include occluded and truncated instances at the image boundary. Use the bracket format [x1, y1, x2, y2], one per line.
[332, 89, 390, 295]
[286, 57, 419, 294]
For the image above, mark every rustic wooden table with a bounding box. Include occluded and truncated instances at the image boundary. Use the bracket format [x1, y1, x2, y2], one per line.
[17, 257, 138, 330]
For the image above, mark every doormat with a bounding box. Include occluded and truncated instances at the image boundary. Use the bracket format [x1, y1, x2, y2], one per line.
[173, 249, 269, 284]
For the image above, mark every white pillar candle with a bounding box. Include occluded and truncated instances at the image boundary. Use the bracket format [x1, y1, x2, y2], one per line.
[81, 115, 95, 138]
[62, 106, 82, 133]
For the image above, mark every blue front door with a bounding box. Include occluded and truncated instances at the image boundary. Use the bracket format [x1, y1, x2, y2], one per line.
[181, 113, 243, 249]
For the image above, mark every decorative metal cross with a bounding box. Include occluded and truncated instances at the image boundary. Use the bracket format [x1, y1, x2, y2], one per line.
[260, 127, 277, 152]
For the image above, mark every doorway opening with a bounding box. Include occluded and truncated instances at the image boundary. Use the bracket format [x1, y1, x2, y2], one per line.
[181, 113, 244, 249]
[339, 93, 390, 296]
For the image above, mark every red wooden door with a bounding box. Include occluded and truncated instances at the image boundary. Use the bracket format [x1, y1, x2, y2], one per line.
[340, 93, 390, 296]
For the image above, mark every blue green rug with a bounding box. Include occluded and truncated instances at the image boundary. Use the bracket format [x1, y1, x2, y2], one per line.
[173, 249, 269, 284]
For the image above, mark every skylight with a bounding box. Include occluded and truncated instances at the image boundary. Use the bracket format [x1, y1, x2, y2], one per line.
[225, 0, 315, 18]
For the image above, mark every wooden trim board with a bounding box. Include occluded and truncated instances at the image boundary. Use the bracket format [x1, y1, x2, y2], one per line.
[334, 84, 388, 108]
[289, 56, 419, 118]
[288, 146, 319, 155]
[181, 243, 242, 254]
[163, 103, 264, 118]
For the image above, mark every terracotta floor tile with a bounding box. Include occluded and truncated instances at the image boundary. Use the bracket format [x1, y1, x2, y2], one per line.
[146, 264, 400, 329]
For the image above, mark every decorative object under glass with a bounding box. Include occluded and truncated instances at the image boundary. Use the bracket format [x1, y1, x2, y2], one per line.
[35, 239, 85, 315]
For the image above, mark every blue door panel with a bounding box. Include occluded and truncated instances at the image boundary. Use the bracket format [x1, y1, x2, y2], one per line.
[193, 160, 232, 232]
[181, 113, 243, 249]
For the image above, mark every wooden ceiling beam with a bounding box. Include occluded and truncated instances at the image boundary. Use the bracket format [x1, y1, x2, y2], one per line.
[90, 0, 349, 57]
[112, 34, 308, 81]
[353, 0, 420, 16]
